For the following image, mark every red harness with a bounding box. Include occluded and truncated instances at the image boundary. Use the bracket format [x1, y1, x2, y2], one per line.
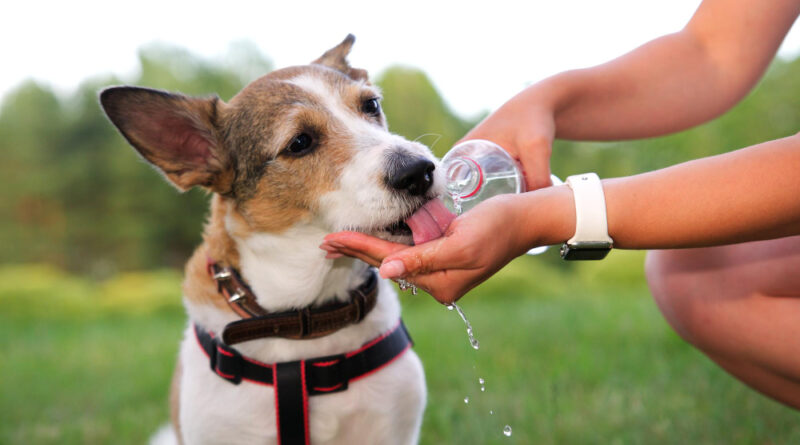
[194, 319, 413, 445]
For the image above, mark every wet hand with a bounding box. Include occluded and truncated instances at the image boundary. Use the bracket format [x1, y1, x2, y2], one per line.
[320, 195, 532, 304]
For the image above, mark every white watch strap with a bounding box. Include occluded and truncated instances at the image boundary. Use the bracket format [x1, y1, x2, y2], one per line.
[565, 173, 613, 245]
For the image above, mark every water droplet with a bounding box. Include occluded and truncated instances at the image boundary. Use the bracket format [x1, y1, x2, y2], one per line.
[450, 303, 480, 350]
[397, 280, 419, 295]
[480, 386, 485, 392]
[448, 191, 463, 215]
[464, 396, 469, 404]
[453, 198, 462, 215]
[503, 425, 512, 437]
[479, 378, 485, 385]
[446, 304, 455, 311]
[489, 410, 494, 415]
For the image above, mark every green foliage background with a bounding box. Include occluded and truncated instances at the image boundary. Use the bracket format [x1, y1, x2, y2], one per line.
[1, 42, 799, 443]
[2, 43, 799, 274]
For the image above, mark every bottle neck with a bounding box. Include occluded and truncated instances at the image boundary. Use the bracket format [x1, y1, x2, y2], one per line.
[444, 157, 483, 199]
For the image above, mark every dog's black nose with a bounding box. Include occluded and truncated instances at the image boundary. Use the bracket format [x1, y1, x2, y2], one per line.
[387, 156, 435, 196]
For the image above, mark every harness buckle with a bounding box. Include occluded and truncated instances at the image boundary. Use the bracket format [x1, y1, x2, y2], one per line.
[209, 342, 243, 385]
[306, 353, 349, 395]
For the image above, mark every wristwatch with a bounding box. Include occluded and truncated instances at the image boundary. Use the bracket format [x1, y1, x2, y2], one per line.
[560, 173, 614, 260]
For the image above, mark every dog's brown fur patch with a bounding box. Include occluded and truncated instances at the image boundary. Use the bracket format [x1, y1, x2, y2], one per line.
[182, 196, 241, 310]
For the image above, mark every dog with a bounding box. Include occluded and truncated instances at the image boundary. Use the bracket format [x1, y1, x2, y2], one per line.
[100, 35, 450, 445]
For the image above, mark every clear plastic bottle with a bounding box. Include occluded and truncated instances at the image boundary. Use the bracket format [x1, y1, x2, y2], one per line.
[441, 139, 561, 255]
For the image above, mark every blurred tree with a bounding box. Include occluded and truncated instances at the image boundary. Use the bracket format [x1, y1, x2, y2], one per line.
[0, 45, 797, 275]
[376, 66, 478, 157]
[0, 43, 272, 275]
[0, 82, 68, 265]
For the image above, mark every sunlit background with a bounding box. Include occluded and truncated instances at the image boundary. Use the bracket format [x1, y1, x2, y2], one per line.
[6, 0, 800, 116]
[2, 1, 800, 444]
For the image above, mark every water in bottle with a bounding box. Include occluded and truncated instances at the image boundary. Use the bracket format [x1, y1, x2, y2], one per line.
[441, 139, 561, 255]
[442, 139, 527, 215]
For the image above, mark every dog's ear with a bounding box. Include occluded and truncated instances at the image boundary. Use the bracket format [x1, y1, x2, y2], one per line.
[313, 34, 368, 81]
[99, 86, 234, 193]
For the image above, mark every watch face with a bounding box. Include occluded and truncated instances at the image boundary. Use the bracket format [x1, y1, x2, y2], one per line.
[560, 244, 612, 261]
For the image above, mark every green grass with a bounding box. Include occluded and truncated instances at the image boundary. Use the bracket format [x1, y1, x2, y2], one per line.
[1, 255, 798, 444]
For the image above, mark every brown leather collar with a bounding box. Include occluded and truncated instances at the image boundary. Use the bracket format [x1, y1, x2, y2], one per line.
[207, 259, 378, 345]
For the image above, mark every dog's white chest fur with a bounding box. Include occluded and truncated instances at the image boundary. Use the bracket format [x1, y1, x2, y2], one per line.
[177, 281, 426, 445]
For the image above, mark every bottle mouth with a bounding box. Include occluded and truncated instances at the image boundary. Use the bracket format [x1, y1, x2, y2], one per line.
[444, 157, 483, 199]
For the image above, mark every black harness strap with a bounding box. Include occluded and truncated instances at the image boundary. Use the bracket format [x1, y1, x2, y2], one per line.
[194, 320, 413, 445]
[274, 361, 309, 445]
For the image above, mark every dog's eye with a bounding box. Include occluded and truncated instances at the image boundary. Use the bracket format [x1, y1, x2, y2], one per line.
[284, 133, 314, 156]
[361, 98, 381, 116]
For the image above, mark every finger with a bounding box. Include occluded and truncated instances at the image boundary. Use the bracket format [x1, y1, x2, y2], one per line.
[323, 231, 408, 261]
[321, 240, 382, 266]
[332, 245, 382, 268]
[454, 134, 551, 191]
[320, 244, 346, 259]
[517, 136, 553, 191]
[319, 243, 339, 253]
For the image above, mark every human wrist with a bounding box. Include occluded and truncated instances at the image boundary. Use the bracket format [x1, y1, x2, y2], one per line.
[529, 72, 577, 120]
[518, 185, 576, 250]
[490, 77, 559, 130]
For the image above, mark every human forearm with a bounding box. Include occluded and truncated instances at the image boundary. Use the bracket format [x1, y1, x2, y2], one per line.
[549, 32, 742, 140]
[522, 133, 800, 249]
[535, 0, 800, 141]
[462, 1, 799, 190]
[606, 133, 800, 248]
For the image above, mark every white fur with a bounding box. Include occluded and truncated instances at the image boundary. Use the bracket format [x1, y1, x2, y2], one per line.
[286, 74, 383, 137]
[171, 68, 435, 444]
[150, 424, 178, 445]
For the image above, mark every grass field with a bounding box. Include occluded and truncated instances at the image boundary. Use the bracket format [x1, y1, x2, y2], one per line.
[1, 253, 798, 444]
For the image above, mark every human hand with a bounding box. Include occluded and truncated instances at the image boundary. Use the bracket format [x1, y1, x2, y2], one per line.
[461, 87, 557, 191]
[320, 195, 536, 304]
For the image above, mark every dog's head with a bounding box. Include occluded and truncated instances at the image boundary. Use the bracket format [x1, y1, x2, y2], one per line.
[100, 35, 444, 244]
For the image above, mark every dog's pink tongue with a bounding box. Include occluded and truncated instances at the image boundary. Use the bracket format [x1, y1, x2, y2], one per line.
[405, 199, 456, 245]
